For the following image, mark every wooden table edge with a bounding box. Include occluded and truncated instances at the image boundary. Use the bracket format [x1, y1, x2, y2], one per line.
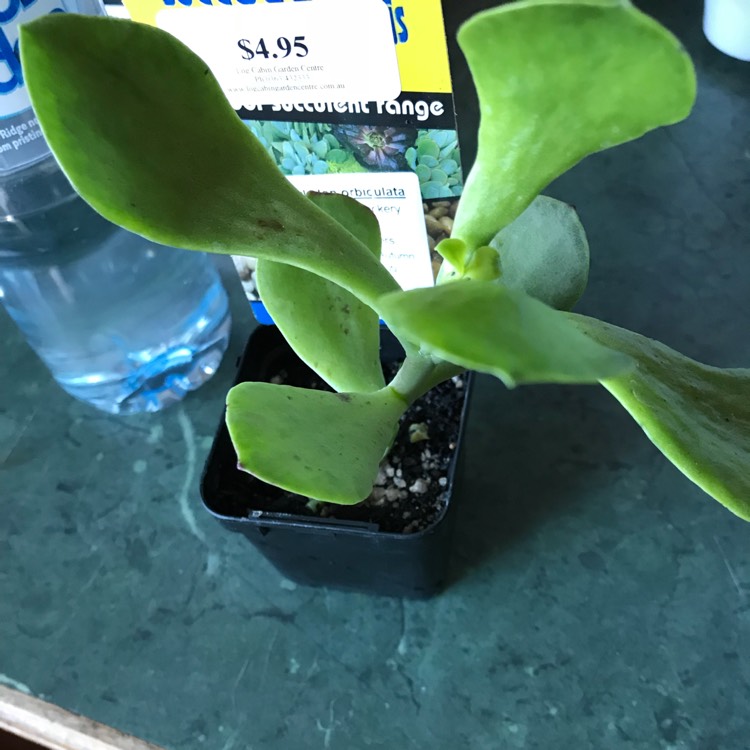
[0, 686, 166, 750]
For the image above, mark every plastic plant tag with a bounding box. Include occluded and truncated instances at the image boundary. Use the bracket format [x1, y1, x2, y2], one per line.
[288, 173, 433, 289]
[122, 0, 464, 323]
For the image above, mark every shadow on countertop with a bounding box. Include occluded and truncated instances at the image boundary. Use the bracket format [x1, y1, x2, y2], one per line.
[441, 0, 750, 585]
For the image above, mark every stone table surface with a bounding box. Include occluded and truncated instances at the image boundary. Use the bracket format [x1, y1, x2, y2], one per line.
[1, 1, 749, 749]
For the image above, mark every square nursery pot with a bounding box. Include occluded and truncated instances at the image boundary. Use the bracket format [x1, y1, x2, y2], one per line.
[200, 325, 473, 598]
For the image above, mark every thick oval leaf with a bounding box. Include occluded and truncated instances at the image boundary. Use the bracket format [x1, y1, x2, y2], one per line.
[257, 192, 384, 393]
[379, 282, 631, 387]
[226, 383, 407, 505]
[303, 192, 383, 259]
[20, 15, 398, 309]
[490, 195, 589, 311]
[453, 0, 696, 249]
[571, 315, 750, 521]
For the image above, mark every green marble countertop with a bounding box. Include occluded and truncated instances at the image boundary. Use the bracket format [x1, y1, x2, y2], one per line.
[2, 2, 749, 748]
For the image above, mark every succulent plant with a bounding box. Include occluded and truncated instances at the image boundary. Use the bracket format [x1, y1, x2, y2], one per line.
[21, 3, 750, 525]
[332, 124, 418, 171]
[245, 120, 353, 176]
[406, 130, 463, 199]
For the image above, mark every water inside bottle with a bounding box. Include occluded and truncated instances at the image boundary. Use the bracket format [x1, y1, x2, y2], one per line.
[0, 0, 231, 413]
[0, 188, 231, 414]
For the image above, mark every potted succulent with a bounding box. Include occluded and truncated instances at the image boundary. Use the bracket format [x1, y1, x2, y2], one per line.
[20, 0, 750, 596]
[199, 323, 474, 596]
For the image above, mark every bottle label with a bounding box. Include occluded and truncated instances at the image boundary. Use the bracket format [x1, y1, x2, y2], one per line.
[0, 0, 65, 172]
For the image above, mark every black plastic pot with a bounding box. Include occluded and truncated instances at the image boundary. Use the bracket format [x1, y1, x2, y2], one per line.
[200, 325, 472, 598]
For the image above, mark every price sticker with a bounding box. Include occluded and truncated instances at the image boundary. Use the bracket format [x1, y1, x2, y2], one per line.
[156, 0, 402, 109]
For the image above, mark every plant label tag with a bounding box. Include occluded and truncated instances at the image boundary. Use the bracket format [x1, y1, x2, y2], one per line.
[120, 0, 464, 322]
[290, 172, 433, 289]
[155, 0, 401, 108]
[232, 170, 433, 320]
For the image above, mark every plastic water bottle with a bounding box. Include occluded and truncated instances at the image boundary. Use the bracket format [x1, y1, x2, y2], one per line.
[0, 0, 232, 414]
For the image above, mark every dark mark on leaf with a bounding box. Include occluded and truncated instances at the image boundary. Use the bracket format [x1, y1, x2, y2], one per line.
[258, 218, 284, 231]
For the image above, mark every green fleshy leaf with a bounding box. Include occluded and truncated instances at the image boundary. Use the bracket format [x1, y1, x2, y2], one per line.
[226, 384, 407, 504]
[440, 144, 458, 160]
[431, 169, 449, 186]
[327, 148, 350, 164]
[415, 164, 432, 183]
[442, 159, 459, 176]
[453, 0, 696, 248]
[464, 246, 501, 282]
[490, 195, 589, 310]
[20, 15, 398, 310]
[417, 140, 441, 159]
[435, 238, 468, 274]
[379, 282, 631, 387]
[430, 131, 451, 148]
[570, 315, 750, 521]
[256, 193, 385, 393]
[263, 123, 282, 141]
[422, 183, 447, 199]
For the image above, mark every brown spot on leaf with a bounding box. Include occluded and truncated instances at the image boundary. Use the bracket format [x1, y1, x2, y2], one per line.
[258, 218, 284, 231]
[336, 393, 352, 403]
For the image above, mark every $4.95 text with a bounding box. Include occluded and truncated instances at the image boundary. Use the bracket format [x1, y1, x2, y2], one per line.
[237, 37, 309, 60]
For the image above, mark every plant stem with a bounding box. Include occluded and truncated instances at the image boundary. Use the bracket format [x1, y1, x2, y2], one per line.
[387, 352, 465, 406]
